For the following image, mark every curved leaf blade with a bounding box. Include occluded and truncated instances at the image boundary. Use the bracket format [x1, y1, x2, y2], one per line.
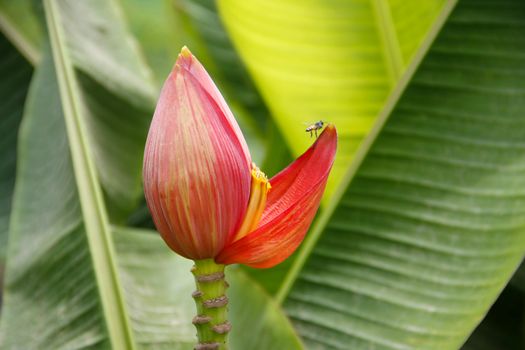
[0, 0, 43, 64]
[228, 270, 304, 350]
[0, 0, 154, 220]
[277, 0, 525, 349]
[0, 33, 32, 262]
[45, 0, 140, 345]
[118, 0, 180, 87]
[1, 52, 114, 349]
[47, 0, 156, 220]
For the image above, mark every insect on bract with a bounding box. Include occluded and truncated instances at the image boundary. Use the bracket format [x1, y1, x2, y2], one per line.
[305, 120, 325, 138]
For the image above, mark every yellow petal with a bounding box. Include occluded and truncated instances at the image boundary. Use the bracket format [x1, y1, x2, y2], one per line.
[234, 163, 271, 241]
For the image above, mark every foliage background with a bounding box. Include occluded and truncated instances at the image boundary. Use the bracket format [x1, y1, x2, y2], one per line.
[1, 0, 525, 349]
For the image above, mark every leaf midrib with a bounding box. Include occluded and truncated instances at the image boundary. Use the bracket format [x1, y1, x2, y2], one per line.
[43, 0, 135, 348]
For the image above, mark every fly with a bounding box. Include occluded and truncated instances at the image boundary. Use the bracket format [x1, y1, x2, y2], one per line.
[305, 120, 324, 138]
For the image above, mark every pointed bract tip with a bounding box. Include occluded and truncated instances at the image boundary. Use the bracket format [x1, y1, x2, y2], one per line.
[173, 46, 193, 72]
[325, 123, 336, 131]
[180, 46, 192, 58]
[320, 123, 337, 138]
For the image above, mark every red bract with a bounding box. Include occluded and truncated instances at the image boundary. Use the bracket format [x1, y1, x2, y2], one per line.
[143, 47, 337, 268]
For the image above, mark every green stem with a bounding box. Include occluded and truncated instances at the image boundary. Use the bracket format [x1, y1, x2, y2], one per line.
[191, 259, 230, 350]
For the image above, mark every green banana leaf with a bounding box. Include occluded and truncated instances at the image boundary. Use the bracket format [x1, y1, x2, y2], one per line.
[51, 0, 158, 221]
[217, 0, 446, 199]
[0, 0, 158, 221]
[0, 0, 42, 63]
[264, 0, 525, 349]
[117, 0, 180, 87]
[0, 17, 302, 350]
[0, 34, 32, 262]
